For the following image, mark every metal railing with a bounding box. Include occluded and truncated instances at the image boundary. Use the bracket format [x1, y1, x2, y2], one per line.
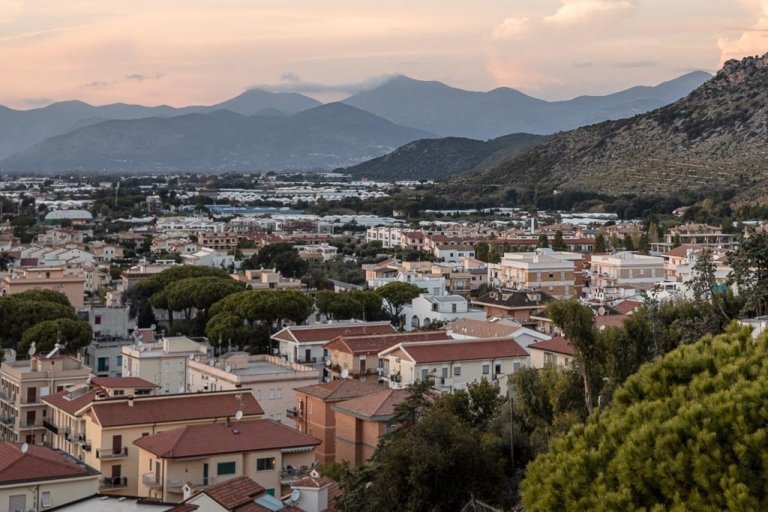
[280, 465, 311, 481]
[142, 473, 163, 489]
[97, 447, 128, 459]
[286, 407, 303, 419]
[100, 476, 128, 489]
[43, 420, 59, 434]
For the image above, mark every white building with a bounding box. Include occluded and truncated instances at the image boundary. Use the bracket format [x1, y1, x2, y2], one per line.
[366, 227, 403, 249]
[402, 294, 486, 331]
[272, 322, 395, 365]
[590, 252, 665, 301]
[181, 247, 235, 269]
[433, 245, 475, 264]
[121, 336, 212, 394]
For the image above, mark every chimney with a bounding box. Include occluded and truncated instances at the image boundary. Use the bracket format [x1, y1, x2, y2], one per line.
[128, 395, 134, 407]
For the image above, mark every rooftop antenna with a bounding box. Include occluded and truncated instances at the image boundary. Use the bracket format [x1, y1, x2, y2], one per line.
[27, 342, 36, 358]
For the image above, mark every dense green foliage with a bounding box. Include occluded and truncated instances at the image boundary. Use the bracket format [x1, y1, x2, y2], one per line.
[522, 323, 768, 511]
[245, 243, 308, 278]
[0, 295, 76, 345]
[376, 281, 424, 324]
[19, 318, 93, 354]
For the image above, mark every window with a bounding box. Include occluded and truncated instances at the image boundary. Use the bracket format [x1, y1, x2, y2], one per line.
[217, 461, 236, 475]
[94, 315, 102, 325]
[116, 355, 123, 368]
[97, 358, 109, 372]
[482, 364, 490, 375]
[421, 368, 429, 381]
[495, 364, 501, 375]
[164, 362, 170, 373]
[275, 388, 282, 399]
[164, 383, 169, 393]
[257, 457, 276, 471]
[442, 367, 448, 379]
[269, 389, 275, 400]
[309, 402, 313, 414]
[41, 491, 52, 508]
[9, 494, 26, 512]
[453, 366, 461, 376]
[114, 390, 124, 396]
[178, 360, 183, 372]
[265, 488, 275, 496]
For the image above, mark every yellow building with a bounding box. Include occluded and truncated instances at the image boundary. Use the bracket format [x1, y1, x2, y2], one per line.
[134, 419, 320, 502]
[0, 267, 86, 307]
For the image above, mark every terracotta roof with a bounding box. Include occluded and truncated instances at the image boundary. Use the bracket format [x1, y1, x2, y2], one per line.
[91, 376, 158, 389]
[165, 504, 199, 512]
[43, 387, 98, 416]
[295, 379, 384, 402]
[293, 475, 334, 489]
[529, 336, 575, 356]
[446, 318, 522, 338]
[133, 419, 319, 458]
[332, 389, 408, 421]
[89, 391, 264, 427]
[0, 442, 91, 484]
[596, 315, 628, 329]
[203, 475, 265, 509]
[323, 331, 450, 355]
[662, 244, 699, 259]
[272, 322, 395, 344]
[612, 300, 643, 315]
[472, 289, 555, 310]
[397, 337, 528, 363]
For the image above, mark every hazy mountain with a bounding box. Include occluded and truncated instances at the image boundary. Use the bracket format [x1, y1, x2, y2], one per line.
[343, 133, 548, 181]
[0, 90, 321, 160]
[458, 54, 768, 199]
[0, 103, 433, 173]
[342, 72, 712, 139]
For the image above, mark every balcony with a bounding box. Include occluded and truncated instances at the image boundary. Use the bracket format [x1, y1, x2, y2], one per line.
[166, 476, 219, 492]
[286, 407, 303, 419]
[0, 414, 14, 427]
[18, 422, 43, 431]
[0, 390, 17, 404]
[142, 473, 163, 489]
[100, 476, 128, 490]
[280, 465, 311, 482]
[43, 420, 59, 434]
[76, 435, 92, 452]
[97, 447, 128, 460]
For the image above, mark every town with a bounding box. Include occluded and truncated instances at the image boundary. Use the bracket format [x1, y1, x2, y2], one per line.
[0, 171, 763, 511]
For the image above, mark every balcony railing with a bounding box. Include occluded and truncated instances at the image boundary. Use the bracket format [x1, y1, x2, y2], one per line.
[286, 408, 303, 419]
[76, 435, 92, 451]
[0, 390, 17, 403]
[19, 422, 43, 431]
[97, 447, 128, 459]
[0, 414, 14, 427]
[43, 420, 59, 434]
[280, 465, 311, 482]
[100, 476, 128, 489]
[166, 476, 219, 492]
[142, 473, 163, 489]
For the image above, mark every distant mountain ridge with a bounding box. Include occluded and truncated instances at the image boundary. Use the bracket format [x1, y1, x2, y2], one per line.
[342, 72, 712, 139]
[0, 89, 321, 160]
[0, 103, 433, 173]
[456, 54, 768, 200]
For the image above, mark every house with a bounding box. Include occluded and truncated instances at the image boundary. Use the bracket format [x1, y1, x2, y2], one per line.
[366, 227, 402, 249]
[0, 442, 100, 512]
[323, 331, 451, 380]
[433, 245, 475, 264]
[402, 294, 486, 331]
[181, 247, 234, 269]
[187, 353, 320, 426]
[86, 305, 135, 338]
[43, 389, 264, 497]
[292, 380, 384, 463]
[590, 252, 665, 301]
[488, 249, 582, 298]
[445, 318, 550, 352]
[472, 289, 555, 323]
[295, 244, 338, 262]
[529, 337, 575, 368]
[0, 355, 91, 445]
[82, 336, 136, 377]
[121, 336, 211, 395]
[272, 322, 395, 366]
[332, 388, 408, 466]
[232, 269, 305, 290]
[0, 266, 86, 307]
[378, 337, 529, 392]
[134, 420, 320, 502]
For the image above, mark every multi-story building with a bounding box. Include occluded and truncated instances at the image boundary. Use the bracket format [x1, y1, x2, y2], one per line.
[292, 380, 384, 463]
[402, 294, 486, 330]
[134, 419, 320, 502]
[44, 389, 263, 497]
[81, 337, 135, 377]
[187, 353, 320, 426]
[378, 337, 529, 393]
[272, 322, 395, 366]
[472, 289, 555, 323]
[488, 249, 582, 298]
[433, 245, 475, 264]
[231, 269, 305, 290]
[198, 232, 239, 251]
[365, 227, 402, 249]
[86, 306, 135, 338]
[121, 336, 211, 395]
[590, 252, 666, 300]
[0, 355, 91, 445]
[0, 267, 86, 307]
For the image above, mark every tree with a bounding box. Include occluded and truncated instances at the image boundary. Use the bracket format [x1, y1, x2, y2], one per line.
[12, 289, 71, 307]
[316, 290, 363, 320]
[19, 318, 92, 354]
[0, 297, 76, 344]
[594, 233, 606, 253]
[522, 323, 768, 511]
[622, 233, 634, 251]
[375, 282, 423, 326]
[474, 242, 490, 263]
[728, 231, 768, 316]
[205, 312, 250, 352]
[163, 277, 246, 332]
[688, 250, 730, 321]
[552, 231, 567, 251]
[537, 234, 549, 248]
[546, 300, 599, 415]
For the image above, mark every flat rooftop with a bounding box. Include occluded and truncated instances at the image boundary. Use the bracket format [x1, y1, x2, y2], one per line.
[230, 360, 298, 376]
[59, 496, 170, 511]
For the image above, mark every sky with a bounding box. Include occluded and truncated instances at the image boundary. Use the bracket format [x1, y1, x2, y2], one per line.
[1, 0, 767, 109]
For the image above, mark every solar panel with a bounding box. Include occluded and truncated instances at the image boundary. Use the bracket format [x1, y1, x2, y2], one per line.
[254, 494, 285, 511]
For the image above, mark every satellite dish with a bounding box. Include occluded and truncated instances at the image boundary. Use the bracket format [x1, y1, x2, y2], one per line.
[28, 342, 36, 357]
[235, 410, 243, 421]
[20, 443, 29, 454]
[341, 369, 349, 379]
[325, 359, 331, 367]
[125, 369, 132, 377]
[150, 324, 157, 331]
[290, 489, 301, 502]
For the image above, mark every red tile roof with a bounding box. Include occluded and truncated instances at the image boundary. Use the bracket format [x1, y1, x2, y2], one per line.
[295, 379, 384, 402]
[43, 387, 99, 416]
[446, 318, 522, 338]
[133, 419, 319, 458]
[202, 475, 265, 509]
[89, 391, 264, 427]
[332, 389, 408, 421]
[273, 322, 395, 344]
[396, 337, 528, 363]
[596, 315, 628, 329]
[0, 442, 91, 484]
[323, 331, 450, 355]
[612, 300, 643, 316]
[529, 336, 575, 356]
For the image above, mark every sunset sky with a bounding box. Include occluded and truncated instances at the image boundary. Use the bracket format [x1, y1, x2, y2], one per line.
[1, 0, 767, 108]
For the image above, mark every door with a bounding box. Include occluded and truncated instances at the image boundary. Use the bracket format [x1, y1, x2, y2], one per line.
[26, 387, 36, 404]
[26, 410, 35, 428]
[203, 463, 209, 485]
[112, 434, 122, 455]
[305, 348, 311, 362]
[359, 359, 366, 374]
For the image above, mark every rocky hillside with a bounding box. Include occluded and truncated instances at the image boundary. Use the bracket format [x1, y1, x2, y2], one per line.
[342, 133, 548, 181]
[460, 54, 768, 199]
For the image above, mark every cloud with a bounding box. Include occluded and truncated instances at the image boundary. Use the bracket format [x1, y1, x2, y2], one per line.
[280, 71, 301, 82]
[491, 17, 530, 40]
[124, 72, 165, 82]
[544, 0, 634, 25]
[81, 80, 113, 89]
[718, 0, 768, 63]
[251, 74, 396, 95]
[612, 59, 658, 68]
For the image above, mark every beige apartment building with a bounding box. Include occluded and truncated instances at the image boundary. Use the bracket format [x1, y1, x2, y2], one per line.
[134, 419, 319, 502]
[0, 267, 86, 307]
[121, 336, 211, 395]
[489, 249, 581, 298]
[187, 352, 320, 426]
[0, 355, 91, 445]
[43, 389, 264, 497]
[590, 252, 666, 299]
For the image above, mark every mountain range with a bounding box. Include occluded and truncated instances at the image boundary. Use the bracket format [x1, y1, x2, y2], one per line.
[454, 54, 768, 199]
[0, 71, 711, 173]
